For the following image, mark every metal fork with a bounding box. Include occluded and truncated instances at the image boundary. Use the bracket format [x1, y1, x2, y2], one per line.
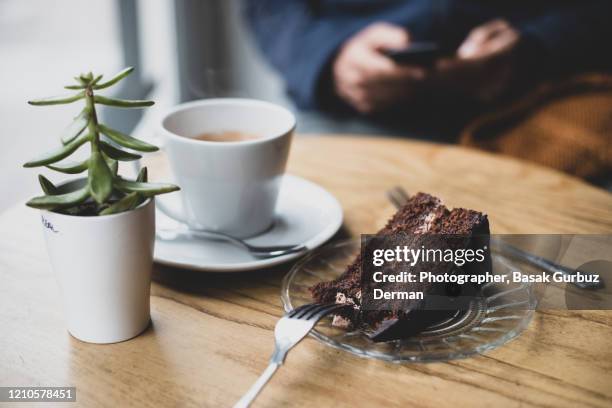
[234, 303, 348, 408]
[387, 186, 604, 290]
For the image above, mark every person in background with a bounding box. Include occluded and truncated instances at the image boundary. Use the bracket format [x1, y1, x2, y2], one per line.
[244, 1, 612, 120]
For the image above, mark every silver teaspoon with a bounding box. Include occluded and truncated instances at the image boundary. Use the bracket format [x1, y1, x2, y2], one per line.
[156, 227, 307, 258]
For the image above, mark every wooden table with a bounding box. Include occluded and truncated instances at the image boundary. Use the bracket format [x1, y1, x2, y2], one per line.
[2, 136, 612, 407]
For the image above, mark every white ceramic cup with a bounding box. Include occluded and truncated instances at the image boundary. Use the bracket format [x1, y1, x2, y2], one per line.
[156, 98, 295, 238]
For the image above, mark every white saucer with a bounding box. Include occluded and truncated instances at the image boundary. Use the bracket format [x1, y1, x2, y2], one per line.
[154, 175, 343, 272]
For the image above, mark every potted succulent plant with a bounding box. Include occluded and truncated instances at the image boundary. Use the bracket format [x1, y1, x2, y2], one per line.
[24, 67, 179, 344]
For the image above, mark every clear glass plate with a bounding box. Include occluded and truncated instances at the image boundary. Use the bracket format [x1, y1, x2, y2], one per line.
[281, 239, 537, 362]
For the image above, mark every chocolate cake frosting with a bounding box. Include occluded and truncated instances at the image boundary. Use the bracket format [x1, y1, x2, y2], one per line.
[310, 192, 490, 342]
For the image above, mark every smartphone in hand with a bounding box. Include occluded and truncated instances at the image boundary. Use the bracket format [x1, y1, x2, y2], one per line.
[383, 42, 441, 66]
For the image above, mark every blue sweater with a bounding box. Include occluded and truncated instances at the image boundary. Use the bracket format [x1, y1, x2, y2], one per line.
[244, 0, 612, 110]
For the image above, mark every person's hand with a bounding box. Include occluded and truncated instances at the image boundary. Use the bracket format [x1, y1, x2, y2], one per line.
[436, 19, 521, 101]
[332, 22, 426, 114]
[457, 19, 520, 60]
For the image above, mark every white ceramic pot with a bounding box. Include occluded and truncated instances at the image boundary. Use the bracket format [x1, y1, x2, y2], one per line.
[40, 184, 155, 344]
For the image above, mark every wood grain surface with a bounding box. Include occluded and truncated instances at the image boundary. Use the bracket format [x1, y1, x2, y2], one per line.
[1, 135, 611, 407]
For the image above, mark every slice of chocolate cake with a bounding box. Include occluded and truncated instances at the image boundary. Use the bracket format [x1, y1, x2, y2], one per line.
[310, 192, 490, 342]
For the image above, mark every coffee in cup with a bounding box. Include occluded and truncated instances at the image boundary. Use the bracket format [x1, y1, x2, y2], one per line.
[192, 131, 261, 143]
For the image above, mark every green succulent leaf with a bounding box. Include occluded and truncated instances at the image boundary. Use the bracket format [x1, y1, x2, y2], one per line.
[61, 109, 89, 144]
[23, 134, 89, 167]
[99, 141, 142, 161]
[99, 192, 142, 216]
[26, 186, 89, 210]
[64, 84, 86, 90]
[76, 76, 88, 86]
[106, 157, 119, 175]
[94, 95, 154, 108]
[47, 159, 89, 174]
[93, 67, 134, 90]
[100, 167, 150, 215]
[88, 152, 113, 204]
[115, 179, 179, 196]
[98, 124, 158, 152]
[38, 175, 59, 195]
[91, 74, 103, 86]
[28, 91, 85, 106]
[136, 166, 148, 182]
